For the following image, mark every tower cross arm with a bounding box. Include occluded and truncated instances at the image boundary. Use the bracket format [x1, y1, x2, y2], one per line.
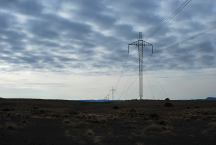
[128, 40, 154, 54]
[143, 41, 154, 54]
[143, 40, 153, 46]
[128, 41, 139, 46]
[128, 41, 139, 54]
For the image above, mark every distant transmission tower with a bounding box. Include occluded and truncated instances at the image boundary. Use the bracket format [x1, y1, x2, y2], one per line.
[111, 87, 115, 100]
[128, 32, 153, 100]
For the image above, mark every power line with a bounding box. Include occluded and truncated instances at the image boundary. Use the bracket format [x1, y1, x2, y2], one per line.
[118, 77, 138, 100]
[145, 75, 156, 100]
[158, 26, 216, 52]
[104, 48, 130, 100]
[156, 78, 169, 99]
[108, 0, 193, 100]
[113, 53, 130, 91]
[164, 0, 192, 23]
[149, 0, 193, 38]
[130, 0, 192, 100]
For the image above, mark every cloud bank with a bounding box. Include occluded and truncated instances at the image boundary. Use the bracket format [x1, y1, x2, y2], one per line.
[0, 0, 215, 74]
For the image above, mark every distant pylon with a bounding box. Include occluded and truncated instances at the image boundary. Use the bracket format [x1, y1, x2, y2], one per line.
[111, 87, 115, 100]
[105, 94, 109, 100]
[128, 32, 153, 100]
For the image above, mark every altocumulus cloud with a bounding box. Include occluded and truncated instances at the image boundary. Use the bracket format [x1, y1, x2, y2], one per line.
[0, 0, 215, 74]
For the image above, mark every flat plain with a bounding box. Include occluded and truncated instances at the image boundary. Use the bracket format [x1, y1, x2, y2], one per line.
[0, 98, 216, 145]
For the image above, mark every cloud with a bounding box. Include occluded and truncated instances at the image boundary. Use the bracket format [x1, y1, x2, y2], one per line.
[0, 0, 43, 16]
[0, 0, 215, 74]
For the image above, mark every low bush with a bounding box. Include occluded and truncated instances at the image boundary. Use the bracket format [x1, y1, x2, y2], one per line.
[149, 113, 159, 120]
[112, 106, 119, 110]
[164, 98, 173, 107]
[164, 102, 173, 107]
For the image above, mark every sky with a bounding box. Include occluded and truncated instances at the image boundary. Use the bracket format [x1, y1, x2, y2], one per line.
[0, 0, 215, 100]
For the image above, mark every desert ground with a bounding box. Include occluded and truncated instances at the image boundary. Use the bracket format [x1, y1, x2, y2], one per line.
[0, 98, 216, 145]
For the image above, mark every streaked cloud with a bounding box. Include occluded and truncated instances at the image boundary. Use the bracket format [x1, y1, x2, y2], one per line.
[0, 0, 215, 74]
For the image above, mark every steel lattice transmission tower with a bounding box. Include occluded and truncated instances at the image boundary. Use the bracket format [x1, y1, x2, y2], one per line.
[128, 32, 153, 100]
[111, 87, 115, 100]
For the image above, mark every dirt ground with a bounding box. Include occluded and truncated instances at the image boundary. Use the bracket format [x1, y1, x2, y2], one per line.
[0, 98, 216, 145]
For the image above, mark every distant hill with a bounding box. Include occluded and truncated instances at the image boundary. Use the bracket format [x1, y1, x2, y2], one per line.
[79, 100, 113, 102]
[206, 97, 216, 101]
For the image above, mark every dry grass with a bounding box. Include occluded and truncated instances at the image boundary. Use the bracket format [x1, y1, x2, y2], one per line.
[164, 102, 173, 107]
[143, 123, 173, 136]
[85, 129, 95, 137]
[1, 99, 216, 145]
[136, 143, 144, 145]
[93, 136, 103, 144]
[113, 106, 119, 110]
[149, 113, 159, 120]
[202, 122, 216, 135]
[5, 122, 18, 130]
[63, 118, 71, 124]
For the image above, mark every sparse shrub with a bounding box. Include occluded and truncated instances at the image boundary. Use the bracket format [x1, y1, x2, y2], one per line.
[51, 113, 60, 118]
[76, 113, 86, 119]
[128, 108, 137, 118]
[15, 113, 21, 118]
[69, 111, 78, 115]
[65, 129, 71, 137]
[33, 108, 45, 115]
[164, 98, 173, 107]
[202, 122, 216, 135]
[2, 108, 9, 112]
[158, 120, 167, 126]
[85, 129, 95, 137]
[7, 113, 11, 117]
[2, 108, 14, 112]
[63, 119, 71, 124]
[144, 124, 164, 134]
[143, 124, 173, 135]
[149, 113, 159, 120]
[113, 106, 119, 110]
[63, 114, 70, 118]
[22, 120, 27, 125]
[129, 108, 136, 113]
[190, 115, 199, 120]
[165, 98, 170, 101]
[39, 109, 45, 114]
[6, 123, 17, 130]
[136, 143, 144, 145]
[88, 114, 94, 120]
[164, 102, 173, 107]
[93, 136, 102, 144]
[33, 106, 39, 110]
[86, 114, 107, 124]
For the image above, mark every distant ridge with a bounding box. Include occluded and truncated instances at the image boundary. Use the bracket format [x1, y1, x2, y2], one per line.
[79, 100, 113, 102]
[206, 97, 216, 101]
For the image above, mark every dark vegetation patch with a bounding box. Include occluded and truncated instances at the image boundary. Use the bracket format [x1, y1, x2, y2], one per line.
[113, 106, 119, 110]
[149, 113, 160, 120]
[164, 98, 174, 107]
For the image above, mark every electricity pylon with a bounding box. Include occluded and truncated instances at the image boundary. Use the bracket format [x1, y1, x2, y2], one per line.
[111, 87, 115, 100]
[128, 32, 153, 100]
